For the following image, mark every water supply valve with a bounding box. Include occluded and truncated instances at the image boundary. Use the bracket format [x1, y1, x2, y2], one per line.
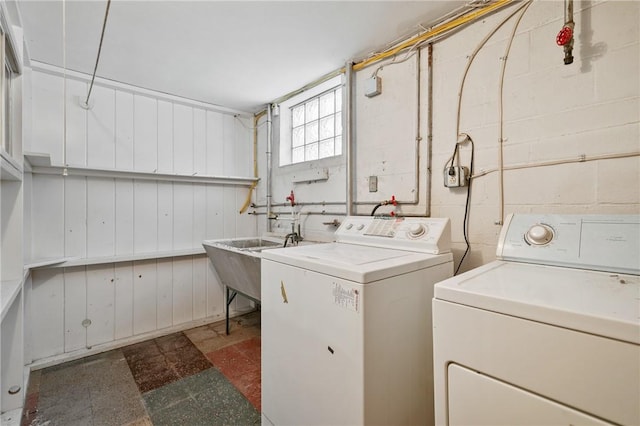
[286, 190, 295, 206]
[556, 25, 573, 46]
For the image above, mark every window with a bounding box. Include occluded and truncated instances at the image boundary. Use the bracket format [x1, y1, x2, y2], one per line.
[290, 86, 342, 164]
[278, 75, 343, 167]
[3, 59, 12, 154]
[0, 23, 16, 156]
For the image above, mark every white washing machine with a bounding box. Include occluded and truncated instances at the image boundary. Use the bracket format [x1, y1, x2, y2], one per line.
[261, 216, 454, 426]
[433, 213, 640, 426]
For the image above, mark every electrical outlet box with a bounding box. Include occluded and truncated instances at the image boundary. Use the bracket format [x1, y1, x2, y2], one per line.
[369, 176, 378, 192]
[444, 166, 469, 188]
[365, 76, 382, 98]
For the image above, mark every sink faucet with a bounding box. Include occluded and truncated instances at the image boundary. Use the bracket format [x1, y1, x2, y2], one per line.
[284, 222, 303, 247]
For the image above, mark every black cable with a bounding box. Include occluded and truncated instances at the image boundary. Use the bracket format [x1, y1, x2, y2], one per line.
[371, 203, 383, 216]
[85, 0, 112, 107]
[455, 137, 474, 275]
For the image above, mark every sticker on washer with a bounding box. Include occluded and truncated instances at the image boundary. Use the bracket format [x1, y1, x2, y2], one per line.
[332, 283, 359, 312]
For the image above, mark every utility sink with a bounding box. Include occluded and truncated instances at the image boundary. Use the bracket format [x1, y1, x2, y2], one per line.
[202, 236, 284, 303]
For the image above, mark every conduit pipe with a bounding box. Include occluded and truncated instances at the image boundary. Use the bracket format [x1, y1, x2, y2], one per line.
[239, 110, 266, 214]
[352, 51, 424, 213]
[353, 0, 513, 72]
[266, 105, 273, 232]
[345, 62, 355, 216]
[497, 1, 533, 225]
[425, 43, 434, 218]
[471, 151, 640, 179]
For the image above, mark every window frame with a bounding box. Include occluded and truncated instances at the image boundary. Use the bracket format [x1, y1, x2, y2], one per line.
[0, 13, 19, 158]
[278, 74, 344, 167]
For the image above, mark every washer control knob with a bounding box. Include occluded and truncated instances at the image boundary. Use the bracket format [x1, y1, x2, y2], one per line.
[409, 223, 426, 238]
[357, 224, 365, 231]
[345, 223, 353, 230]
[525, 224, 554, 245]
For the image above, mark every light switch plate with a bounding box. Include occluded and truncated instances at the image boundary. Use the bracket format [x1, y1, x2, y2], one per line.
[369, 175, 378, 192]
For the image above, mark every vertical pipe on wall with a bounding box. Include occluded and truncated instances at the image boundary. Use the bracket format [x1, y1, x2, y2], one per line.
[266, 104, 273, 232]
[426, 43, 434, 218]
[345, 62, 354, 216]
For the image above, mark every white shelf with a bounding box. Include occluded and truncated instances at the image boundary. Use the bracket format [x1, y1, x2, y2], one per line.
[24, 152, 258, 186]
[32, 248, 207, 269]
[1, 150, 22, 181]
[24, 257, 78, 269]
[1, 278, 22, 322]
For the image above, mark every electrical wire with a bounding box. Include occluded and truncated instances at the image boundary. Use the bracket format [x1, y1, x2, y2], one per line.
[470, 151, 640, 179]
[354, 0, 514, 72]
[455, 135, 474, 275]
[497, 1, 533, 225]
[371, 42, 419, 78]
[84, 0, 112, 108]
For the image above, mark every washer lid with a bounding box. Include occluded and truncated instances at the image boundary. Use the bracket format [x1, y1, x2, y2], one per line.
[434, 261, 640, 344]
[261, 242, 452, 283]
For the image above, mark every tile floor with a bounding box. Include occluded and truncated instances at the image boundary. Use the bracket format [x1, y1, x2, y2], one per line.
[22, 311, 262, 426]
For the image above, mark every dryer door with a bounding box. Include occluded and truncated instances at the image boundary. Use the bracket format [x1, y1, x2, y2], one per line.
[447, 364, 613, 425]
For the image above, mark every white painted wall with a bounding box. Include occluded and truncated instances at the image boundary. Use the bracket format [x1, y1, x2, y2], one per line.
[428, 0, 639, 272]
[263, 0, 639, 272]
[25, 68, 258, 364]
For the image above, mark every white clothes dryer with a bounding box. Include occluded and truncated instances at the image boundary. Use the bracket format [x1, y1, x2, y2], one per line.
[261, 216, 453, 426]
[433, 214, 640, 426]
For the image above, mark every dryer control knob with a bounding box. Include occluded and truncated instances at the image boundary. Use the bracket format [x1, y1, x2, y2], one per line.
[345, 223, 353, 230]
[357, 224, 365, 231]
[525, 224, 554, 245]
[409, 224, 426, 238]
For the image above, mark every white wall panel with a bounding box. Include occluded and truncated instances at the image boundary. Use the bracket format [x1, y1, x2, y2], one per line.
[115, 180, 134, 255]
[157, 100, 174, 173]
[173, 104, 194, 174]
[206, 111, 224, 175]
[31, 72, 63, 163]
[234, 116, 252, 177]
[173, 183, 194, 249]
[28, 69, 257, 364]
[86, 265, 115, 347]
[156, 259, 173, 330]
[86, 178, 115, 257]
[87, 86, 115, 169]
[193, 108, 207, 175]
[192, 256, 207, 320]
[133, 260, 157, 335]
[205, 186, 224, 239]
[206, 261, 224, 318]
[115, 91, 134, 170]
[222, 114, 235, 175]
[63, 267, 87, 353]
[223, 186, 236, 239]
[157, 182, 174, 251]
[134, 95, 158, 172]
[32, 175, 64, 260]
[134, 181, 158, 253]
[172, 257, 193, 325]
[30, 270, 64, 360]
[193, 184, 206, 247]
[65, 79, 88, 166]
[64, 177, 87, 258]
[114, 262, 134, 340]
[235, 188, 256, 237]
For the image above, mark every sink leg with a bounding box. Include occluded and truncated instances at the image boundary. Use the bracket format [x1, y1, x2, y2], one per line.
[225, 286, 237, 335]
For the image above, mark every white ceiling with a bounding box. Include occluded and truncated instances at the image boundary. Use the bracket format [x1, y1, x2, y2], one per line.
[17, 1, 467, 112]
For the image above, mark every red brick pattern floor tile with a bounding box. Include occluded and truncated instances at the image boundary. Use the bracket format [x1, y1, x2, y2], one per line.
[206, 336, 262, 411]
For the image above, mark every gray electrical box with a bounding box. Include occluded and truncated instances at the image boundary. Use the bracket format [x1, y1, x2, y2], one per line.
[365, 76, 382, 98]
